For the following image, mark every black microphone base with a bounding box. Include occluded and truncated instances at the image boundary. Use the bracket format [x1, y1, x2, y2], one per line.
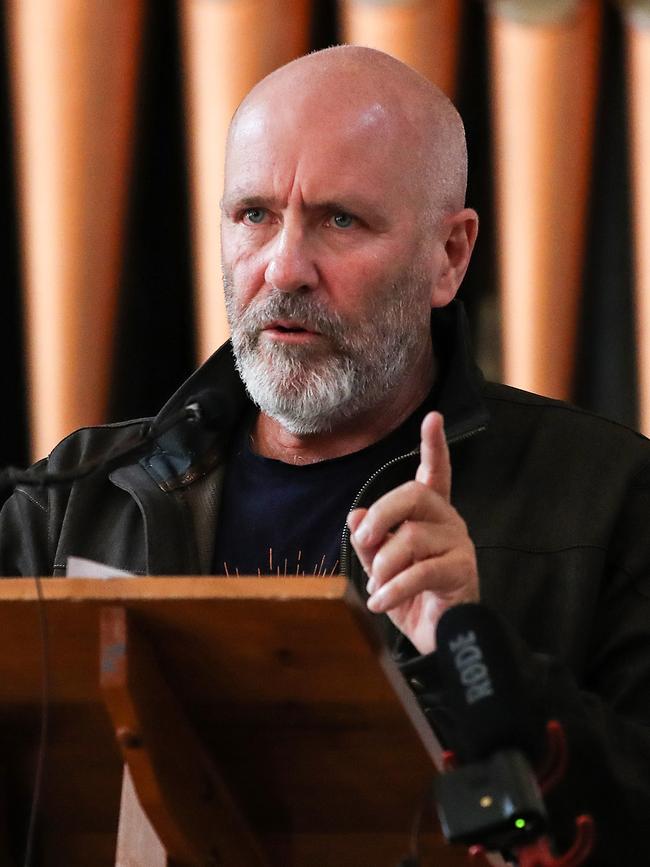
[434, 749, 548, 851]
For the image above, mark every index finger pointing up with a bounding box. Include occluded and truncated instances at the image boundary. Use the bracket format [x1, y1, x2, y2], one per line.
[415, 411, 451, 501]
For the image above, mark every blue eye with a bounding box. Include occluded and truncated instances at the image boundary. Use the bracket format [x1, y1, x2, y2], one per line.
[244, 208, 266, 224]
[332, 213, 354, 229]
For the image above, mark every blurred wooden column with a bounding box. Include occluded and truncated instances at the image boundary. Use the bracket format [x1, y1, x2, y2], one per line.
[7, 1, 144, 460]
[488, 0, 601, 399]
[180, 0, 311, 363]
[624, 1, 650, 433]
[340, 0, 462, 97]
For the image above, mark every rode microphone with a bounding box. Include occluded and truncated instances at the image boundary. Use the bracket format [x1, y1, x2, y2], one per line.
[431, 604, 595, 865]
[0, 388, 225, 496]
[435, 602, 543, 764]
[432, 603, 548, 851]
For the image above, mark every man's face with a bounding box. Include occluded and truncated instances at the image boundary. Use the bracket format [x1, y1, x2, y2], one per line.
[220, 92, 444, 433]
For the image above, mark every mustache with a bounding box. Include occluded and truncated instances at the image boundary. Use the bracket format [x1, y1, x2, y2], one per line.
[233, 292, 346, 341]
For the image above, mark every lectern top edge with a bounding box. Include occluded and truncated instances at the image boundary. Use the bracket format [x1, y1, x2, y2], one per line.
[0, 574, 351, 603]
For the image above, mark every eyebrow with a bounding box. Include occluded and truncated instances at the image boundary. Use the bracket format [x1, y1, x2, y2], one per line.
[221, 194, 274, 211]
[222, 190, 389, 228]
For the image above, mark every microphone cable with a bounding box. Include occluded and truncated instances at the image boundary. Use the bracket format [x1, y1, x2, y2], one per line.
[22, 572, 50, 867]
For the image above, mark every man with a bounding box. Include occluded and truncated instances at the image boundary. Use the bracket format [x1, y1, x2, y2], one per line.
[218, 45, 479, 653]
[2, 46, 650, 862]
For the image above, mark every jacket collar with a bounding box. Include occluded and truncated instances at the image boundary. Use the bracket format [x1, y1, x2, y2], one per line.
[138, 299, 489, 491]
[136, 342, 249, 492]
[431, 301, 490, 443]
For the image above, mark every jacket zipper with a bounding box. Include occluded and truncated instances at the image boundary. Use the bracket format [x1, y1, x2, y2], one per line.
[339, 424, 486, 576]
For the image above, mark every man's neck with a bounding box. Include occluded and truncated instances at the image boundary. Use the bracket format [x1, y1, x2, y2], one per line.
[251, 353, 435, 464]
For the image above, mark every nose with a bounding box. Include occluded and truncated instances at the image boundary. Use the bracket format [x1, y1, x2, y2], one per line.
[264, 223, 318, 293]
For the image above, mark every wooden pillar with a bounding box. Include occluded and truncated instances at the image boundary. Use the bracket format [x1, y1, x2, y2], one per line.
[7, 1, 144, 459]
[340, 0, 462, 96]
[180, 0, 311, 363]
[624, 3, 650, 433]
[488, 0, 601, 399]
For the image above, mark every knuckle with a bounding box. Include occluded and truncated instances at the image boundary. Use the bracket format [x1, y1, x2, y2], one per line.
[399, 520, 419, 547]
[451, 549, 478, 584]
[409, 558, 437, 590]
[371, 549, 388, 578]
[365, 501, 390, 530]
[403, 480, 422, 498]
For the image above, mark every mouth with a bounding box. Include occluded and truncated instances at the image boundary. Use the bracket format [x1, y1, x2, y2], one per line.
[262, 320, 323, 342]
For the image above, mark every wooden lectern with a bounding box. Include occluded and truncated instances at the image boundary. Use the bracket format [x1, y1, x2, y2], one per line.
[0, 576, 498, 866]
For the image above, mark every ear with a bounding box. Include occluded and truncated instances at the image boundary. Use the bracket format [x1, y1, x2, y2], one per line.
[430, 208, 479, 308]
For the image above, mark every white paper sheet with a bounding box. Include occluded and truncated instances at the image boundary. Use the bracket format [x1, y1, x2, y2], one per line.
[66, 556, 135, 578]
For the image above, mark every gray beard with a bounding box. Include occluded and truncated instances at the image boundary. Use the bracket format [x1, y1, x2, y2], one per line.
[223, 273, 431, 434]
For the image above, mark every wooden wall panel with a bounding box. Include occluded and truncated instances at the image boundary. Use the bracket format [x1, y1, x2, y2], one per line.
[180, 0, 311, 363]
[340, 0, 462, 96]
[626, 8, 650, 433]
[489, 0, 601, 399]
[7, 1, 143, 460]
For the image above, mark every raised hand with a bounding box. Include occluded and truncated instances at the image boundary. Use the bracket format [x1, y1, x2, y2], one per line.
[347, 411, 479, 655]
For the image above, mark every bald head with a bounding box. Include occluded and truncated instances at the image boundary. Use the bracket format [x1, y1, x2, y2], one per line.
[227, 45, 468, 218]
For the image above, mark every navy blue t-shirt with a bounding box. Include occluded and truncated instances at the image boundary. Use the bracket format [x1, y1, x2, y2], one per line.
[212, 401, 432, 577]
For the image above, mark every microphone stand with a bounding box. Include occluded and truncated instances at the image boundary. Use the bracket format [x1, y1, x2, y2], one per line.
[439, 720, 595, 867]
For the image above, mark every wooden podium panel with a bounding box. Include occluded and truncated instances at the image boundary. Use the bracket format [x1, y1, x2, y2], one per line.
[0, 577, 475, 866]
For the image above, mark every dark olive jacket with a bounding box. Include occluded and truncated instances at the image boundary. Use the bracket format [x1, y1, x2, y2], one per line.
[2, 302, 650, 863]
